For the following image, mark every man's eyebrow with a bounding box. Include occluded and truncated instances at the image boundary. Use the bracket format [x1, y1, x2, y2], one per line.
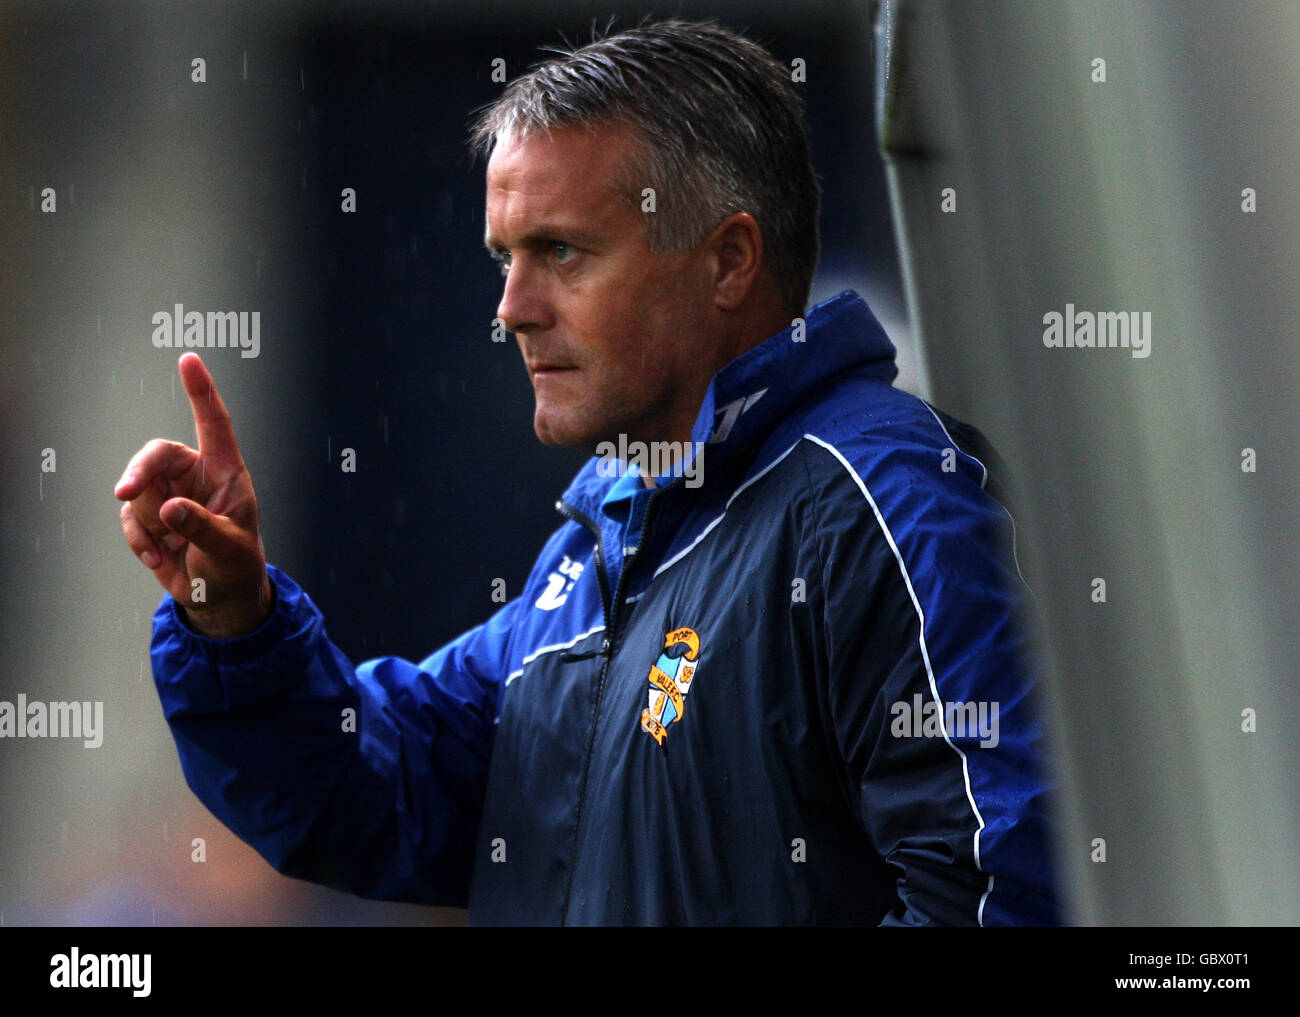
[483, 224, 605, 254]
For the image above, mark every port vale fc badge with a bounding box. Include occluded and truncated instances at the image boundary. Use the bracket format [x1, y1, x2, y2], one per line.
[640, 626, 702, 745]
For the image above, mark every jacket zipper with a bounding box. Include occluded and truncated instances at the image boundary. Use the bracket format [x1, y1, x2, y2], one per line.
[554, 493, 658, 923]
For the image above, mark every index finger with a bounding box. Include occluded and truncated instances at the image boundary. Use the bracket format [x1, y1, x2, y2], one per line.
[178, 352, 242, 463]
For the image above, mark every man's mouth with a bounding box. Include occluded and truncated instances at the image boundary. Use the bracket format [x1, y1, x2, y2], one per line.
[528, 361, 578, 377]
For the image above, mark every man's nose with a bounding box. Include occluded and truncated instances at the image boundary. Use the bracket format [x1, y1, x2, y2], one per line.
[496, 257, 553, 336]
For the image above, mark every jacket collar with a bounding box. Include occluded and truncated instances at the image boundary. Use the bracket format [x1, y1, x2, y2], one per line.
[559, 289, 896, 520]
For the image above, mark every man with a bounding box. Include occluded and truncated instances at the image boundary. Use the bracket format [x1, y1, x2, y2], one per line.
[117, 19, 1060, 924]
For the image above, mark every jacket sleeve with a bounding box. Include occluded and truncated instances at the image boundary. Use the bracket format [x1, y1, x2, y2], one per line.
[812, 437, 1063, 927]
[150, 563, 514, 907]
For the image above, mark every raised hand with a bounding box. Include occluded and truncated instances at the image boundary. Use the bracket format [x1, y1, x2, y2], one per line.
[116, 352, 272, 639]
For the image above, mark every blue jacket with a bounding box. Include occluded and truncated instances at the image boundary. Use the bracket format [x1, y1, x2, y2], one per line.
[151, 290, 1062, 925]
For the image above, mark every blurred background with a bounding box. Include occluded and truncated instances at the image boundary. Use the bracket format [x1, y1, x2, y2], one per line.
[0, 0, 1295, 925]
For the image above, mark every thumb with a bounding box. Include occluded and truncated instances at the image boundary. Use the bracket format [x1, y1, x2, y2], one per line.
[159, 497, 244, 557]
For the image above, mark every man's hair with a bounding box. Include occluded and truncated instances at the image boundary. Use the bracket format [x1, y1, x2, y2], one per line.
[468, 18, 822, 317]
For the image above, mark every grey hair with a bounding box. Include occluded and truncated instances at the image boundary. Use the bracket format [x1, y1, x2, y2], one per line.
[468, 18, 822, 317]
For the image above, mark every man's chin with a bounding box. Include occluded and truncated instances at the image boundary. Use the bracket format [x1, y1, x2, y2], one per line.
[532, 412, 594, 451]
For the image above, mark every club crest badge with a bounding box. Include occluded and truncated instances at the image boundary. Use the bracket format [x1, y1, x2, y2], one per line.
[640, 626, 702, 745]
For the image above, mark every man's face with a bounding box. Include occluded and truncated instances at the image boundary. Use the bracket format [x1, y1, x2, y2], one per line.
[484, 121, 717, 451]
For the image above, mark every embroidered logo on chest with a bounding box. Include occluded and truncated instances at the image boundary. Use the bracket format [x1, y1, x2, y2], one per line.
[640, 626, 703, 745]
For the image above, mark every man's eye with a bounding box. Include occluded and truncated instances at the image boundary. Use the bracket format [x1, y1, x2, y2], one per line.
[551, 242, 573, 262]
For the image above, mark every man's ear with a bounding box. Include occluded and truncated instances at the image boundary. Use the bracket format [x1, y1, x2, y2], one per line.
[705, 212, 765, 312]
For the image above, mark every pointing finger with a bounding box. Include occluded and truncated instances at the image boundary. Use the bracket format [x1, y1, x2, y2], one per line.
[178, 352, 242, 464]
